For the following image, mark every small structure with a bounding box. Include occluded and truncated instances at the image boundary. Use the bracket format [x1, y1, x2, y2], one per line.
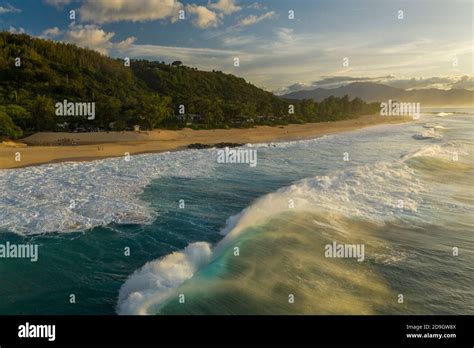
[56, 122, 69, 129]
[189, 114, 204, 123]
[175, 114, 204, 125]
[133, 125, 140, 132]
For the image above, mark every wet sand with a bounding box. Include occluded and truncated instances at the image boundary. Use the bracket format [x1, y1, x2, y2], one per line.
[0, 115, 410, 169]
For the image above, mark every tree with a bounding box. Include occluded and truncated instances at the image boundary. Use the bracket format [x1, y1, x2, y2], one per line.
[0, 105, 31, 130]
[139, 94, 172, 130]
[0, 110, 23, 139]
[112, 120, 127, 131]
[300, 99, 317, 121]
[28, 95, 55, 131]
[95, 96, 121, 128]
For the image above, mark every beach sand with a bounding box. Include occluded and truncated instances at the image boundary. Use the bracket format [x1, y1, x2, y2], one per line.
[0, 115, 410, 169]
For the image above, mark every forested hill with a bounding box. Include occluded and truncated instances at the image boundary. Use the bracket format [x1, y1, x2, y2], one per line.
[0, 32, 379, 138]
[131, 60, 280, 113]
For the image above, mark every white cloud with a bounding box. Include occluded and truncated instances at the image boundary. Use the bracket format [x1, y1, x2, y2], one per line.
[273, 27, 293, 42]
[60, 22, 135, 55]
[41, 27, 62, 39]
[238, 11, 275, 26]
[64, 23, 115, 54]
[8, 26, 25, 34]
[247, 2, 266, 10]
[209, 0, 241, 15]
[116, 36, 137, 50]
[116, 43, 241, 71]
[0, 5, 21, 14]
[221, 34, 257, 47]
[79, 0, 183, 24]
[186, 4, 220, 28]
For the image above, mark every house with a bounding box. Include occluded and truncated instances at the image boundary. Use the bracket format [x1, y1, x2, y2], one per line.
[56, 122, 69, 129]
[189, 114, 205, 123]
[175, 114, 204, 125]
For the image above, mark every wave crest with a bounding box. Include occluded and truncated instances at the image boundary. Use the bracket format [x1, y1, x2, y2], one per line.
[117, 242, 212, 315]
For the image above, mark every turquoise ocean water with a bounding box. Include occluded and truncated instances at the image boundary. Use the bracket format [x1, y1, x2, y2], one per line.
[0, 108, 472, 314]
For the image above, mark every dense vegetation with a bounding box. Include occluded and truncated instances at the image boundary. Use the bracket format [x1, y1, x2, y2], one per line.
[0, 32, 379, 139]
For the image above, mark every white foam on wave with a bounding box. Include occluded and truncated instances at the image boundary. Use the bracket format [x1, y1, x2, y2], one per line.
[117, 153, 427, 315]
[0, 150, 216, 235]
[401, 142, 469, 162]
[218, 160, 423, 241]
[423, 123, 446, 130]
[117, 242, 212, 315]
[437, 112, 454, 117]
[413, 129, 443, 140]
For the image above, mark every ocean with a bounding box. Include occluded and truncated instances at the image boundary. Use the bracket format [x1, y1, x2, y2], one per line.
[0, 109, 472, 315]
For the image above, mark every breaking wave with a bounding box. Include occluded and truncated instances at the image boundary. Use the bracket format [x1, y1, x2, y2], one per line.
[117, 141, 467, 314]
[0, 150, 216, 235]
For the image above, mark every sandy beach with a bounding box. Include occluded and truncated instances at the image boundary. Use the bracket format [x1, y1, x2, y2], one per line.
[0, 115, 410, 169]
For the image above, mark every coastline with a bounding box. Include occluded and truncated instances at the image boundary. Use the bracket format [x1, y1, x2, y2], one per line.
[0, 115, 410, 169]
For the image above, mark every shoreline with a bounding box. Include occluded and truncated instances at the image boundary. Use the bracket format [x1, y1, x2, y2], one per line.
[0, 115, 411, 169]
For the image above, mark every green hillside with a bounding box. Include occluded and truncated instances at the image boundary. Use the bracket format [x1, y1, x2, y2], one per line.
[0, 32, 379, 139]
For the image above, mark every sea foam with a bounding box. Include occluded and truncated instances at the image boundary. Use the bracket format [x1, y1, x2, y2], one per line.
[117, 242, 212, 315]
[0, 150, 215, 235]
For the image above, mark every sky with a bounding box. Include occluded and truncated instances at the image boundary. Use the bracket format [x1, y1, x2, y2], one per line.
[1, 0, 473, 93]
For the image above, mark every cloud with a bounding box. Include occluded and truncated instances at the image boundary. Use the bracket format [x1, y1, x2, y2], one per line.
[247, 2, 266, 10]
[276, 75, 474, 94]
[209, 0, 241, 15]
[64, 23, 114, 54]
[310, 76, 394, 88]
[451, 75, 474, 90]
[79, 0, 183, 24]
[0, 4, 21, 14]
[116, 36, 137, 50]
[186, 4, 220, 28]
[233, 29, 474, 92]
[43, 0, 73, 8]
[60, 22, 135, 55]
[221, 34, 257, 47]
[41, 27, 62, 39]
[278, 82, 311, 94]
[8, 26, 25, 34]
[115, 43, 240, 70]
[238, 11, 275, 26]
[273, 27, 293, 42]
[384, 76, 474, 90]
